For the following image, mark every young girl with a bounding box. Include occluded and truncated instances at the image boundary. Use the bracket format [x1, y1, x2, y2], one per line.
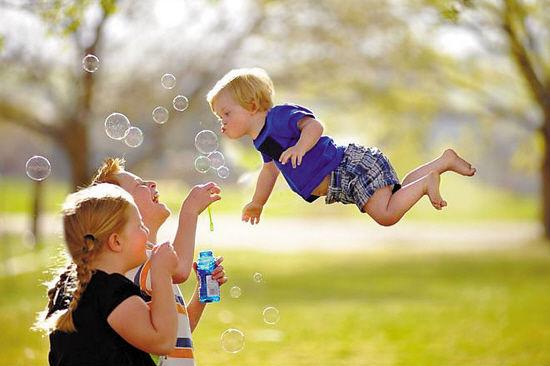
[35, 183, 179, 366]
[206, 67, 476, 226]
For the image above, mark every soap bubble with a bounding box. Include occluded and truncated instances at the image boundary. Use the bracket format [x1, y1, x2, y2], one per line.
[217, 166, 230, 179]
[229, 286, 242, 299]
[124, 127, 144, 148]
[105, 113, 130, 140]
[152, 106, 169, 124]
[25, 156, 51, 181]
[195, 130, 218, 154]
[82, 54, 99, 73]
[173, 95, 189, 111]
[263, 306, 280, 325]
[194, 156, 211, 173]
[161, 73, 176, 89]
[221, 328, 244, 353]
[253, 272, 263, 283]
[208, 151, 225, 169]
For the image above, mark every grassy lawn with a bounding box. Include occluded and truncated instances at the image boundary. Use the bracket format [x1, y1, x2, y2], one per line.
[1, 236, 549, 365]
[0, 175, 540, 222]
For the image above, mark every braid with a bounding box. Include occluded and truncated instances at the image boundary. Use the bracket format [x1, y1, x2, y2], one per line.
[56, 238, 97, 333]
[33, 262, 76, 334]
[45, 263, 76, 318]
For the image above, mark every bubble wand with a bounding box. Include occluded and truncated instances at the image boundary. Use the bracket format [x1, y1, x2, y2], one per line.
[207, 206, 214, 232]
[195, 129, 224, 233]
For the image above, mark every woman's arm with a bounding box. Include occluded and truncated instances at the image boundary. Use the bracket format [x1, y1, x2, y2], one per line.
[187, 257, 227, 332]
[172, 183, 221, 283]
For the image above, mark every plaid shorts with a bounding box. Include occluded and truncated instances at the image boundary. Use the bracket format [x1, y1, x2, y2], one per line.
[326, 144, 401, 212]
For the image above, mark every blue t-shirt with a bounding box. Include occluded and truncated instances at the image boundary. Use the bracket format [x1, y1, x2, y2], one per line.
[253, 104, 345, 202]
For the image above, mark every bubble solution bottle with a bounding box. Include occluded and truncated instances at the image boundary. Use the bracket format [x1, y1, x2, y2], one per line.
[197, 250, 220, 303]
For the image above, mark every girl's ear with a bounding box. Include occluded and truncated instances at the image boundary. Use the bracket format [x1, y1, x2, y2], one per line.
[107, 232, 123, 253]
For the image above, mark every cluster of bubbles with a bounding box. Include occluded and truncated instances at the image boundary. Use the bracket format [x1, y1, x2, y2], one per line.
[220, 272, 281, 354]
[102, 73, 191, 149]
[193, 130, 230, 179]
[104, 113, 143, 148]
[161, 74, 189, 116]
[25, 156, 51, 181]
[152, 73, 191, 125]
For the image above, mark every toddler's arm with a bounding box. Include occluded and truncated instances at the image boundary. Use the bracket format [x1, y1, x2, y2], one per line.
[280, 117, 324, 168]
[242, 161, 279, 224]
[107, 242, 179, 355]
[172, 182, 221, 283]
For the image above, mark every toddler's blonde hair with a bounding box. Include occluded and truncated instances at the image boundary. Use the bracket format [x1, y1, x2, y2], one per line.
[206, 67, 275, 115]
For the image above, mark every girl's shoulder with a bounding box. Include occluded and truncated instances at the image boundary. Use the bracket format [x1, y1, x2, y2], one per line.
[89, 270, 138, 294]
[87, 270, 142, 319]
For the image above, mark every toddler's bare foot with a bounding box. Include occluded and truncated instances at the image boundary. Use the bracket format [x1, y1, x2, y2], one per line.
[426, 171, 447, 210]
[442, 149, 476, 176]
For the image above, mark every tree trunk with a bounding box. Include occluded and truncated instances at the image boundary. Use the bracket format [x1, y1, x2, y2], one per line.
[57, 122, 90, 190]
[542, 113, 550, 239]
[31, 180, 43, 248]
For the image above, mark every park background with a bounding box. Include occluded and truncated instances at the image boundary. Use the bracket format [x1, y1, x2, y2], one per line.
[0, 0, 549, 365]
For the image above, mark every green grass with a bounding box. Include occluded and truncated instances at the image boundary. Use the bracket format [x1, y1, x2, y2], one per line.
[0, 178, 69, 214]
[0, 175, 539, 222]
[1, 235, 549, 366]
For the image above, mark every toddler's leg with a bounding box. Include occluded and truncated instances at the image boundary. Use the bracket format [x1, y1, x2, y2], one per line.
[363, 171, 444, 226]
[401, 149, 476, 186]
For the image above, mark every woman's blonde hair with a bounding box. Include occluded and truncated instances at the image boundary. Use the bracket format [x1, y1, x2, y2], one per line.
[206, 67, 275, 114]
[34, 183, 135, 333]
[91, 157, 126, 186]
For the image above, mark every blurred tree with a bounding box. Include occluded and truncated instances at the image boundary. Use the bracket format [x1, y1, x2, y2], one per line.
[0, 0, 116, 188]
[0, 0, 265, 188]
[250, 0, 462, 171]
[0, 0, 452, 191]
[0, 0, 265, 242]
[2, 0, 527, 230]
[426, 0, 550, 238]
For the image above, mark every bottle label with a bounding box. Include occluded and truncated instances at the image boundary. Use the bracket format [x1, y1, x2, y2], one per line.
[206, 275, 220, 297]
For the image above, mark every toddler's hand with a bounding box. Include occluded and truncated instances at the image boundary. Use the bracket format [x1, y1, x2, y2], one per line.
[192, 256, 227, 286]
[181, 182, 221, 216]
[242, 201, 263, 225]
[150, 242, 179, 277]
[280, 145, 305, 168]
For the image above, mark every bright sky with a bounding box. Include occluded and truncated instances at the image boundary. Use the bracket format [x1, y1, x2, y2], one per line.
[434, 26, 484, 57]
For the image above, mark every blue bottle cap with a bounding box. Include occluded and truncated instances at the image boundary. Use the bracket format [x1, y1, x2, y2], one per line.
[199, 250, 213, 257]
